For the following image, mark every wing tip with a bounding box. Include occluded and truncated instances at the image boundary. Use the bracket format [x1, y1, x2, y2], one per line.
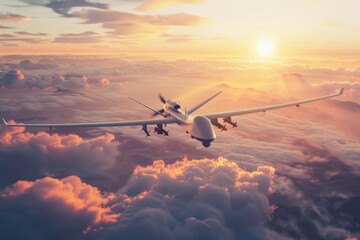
[2, 117, 8, 126]
[339, 87, 344, 95]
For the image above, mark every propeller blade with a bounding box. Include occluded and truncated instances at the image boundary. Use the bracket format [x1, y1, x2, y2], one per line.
[158, 93, 166, 104]
[152, 109, 165, 117]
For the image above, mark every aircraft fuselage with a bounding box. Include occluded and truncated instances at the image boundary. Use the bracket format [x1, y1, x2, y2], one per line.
[164, 103, 216, 147]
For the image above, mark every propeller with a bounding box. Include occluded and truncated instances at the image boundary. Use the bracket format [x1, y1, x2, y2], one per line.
[152, 109, 165, 117]
[158, 93, 166, 104]
[152, 93, 167, 117]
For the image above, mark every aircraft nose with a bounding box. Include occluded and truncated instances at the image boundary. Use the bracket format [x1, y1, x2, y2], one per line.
[193, 115, 216, 140]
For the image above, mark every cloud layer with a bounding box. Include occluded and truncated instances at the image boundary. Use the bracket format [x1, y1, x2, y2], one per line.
[0, 55, 359, 239]
[0, 176, 118, 240]
[1, 158, 277, 240]
[0, 120, 118, 190]
[1, 67, 111, 90]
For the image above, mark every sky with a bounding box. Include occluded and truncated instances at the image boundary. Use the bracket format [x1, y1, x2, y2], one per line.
[1, 0, 360, 57]
[0, 1, 360, 240]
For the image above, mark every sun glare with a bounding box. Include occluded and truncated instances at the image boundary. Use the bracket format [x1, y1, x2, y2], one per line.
[257, 39, 274, 57]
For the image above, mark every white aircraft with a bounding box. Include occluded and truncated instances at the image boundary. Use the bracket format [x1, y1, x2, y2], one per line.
[2, 88, 344, 147]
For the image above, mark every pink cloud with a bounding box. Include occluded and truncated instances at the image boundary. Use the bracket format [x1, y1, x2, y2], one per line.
[0, 120, 119, 190]
[1, 176, 118, 237]
[0, 120, 114, 147]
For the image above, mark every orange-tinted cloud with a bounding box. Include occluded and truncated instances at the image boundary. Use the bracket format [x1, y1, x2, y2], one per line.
[1, 176, 118, 239]
[0, 12, 30, 28]
[0, 120, 118, 189]
[0, 157, 276, 239]
[0, 119, 115, 149]
[94, 157, 277, 239]
[135, 0, 204, 11]
[79, 9, 208, 36]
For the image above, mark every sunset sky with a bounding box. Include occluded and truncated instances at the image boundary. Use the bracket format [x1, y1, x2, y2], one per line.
[1, 0, 360, 57]
[1, 1, 360, 240]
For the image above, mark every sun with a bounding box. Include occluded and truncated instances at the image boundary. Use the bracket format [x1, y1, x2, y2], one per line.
[257, 39, 274, 57]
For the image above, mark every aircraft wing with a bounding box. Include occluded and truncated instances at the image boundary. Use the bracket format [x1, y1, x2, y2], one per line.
[203, 88, 344, 120]
[187, 91, 222, 114]
[2, 117, 178, 128]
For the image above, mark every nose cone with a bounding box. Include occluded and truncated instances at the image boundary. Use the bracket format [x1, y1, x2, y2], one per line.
[192, 116, 216, 140]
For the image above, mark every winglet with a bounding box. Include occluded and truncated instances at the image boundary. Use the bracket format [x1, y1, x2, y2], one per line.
[339, 87, 344, 95]
[2, 117, 8, 126]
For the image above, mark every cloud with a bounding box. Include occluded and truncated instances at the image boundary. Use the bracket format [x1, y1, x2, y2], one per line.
[0, 12, 30, 28]
[326, 99, 360, 112]
[134, 0, 204, 11]
[0, 34, 15, 37]
[2, 43, 18, 47]
[95, 158, 277, 240]
[15, 31, 48, 36]
[81, 10, 207, 26]
[55, 31, 101, 44]
[19, 0, 108, 17]
[0, 67, 111, 90]
[0, 158, 277, 240]
[0, 176, 118, 240]
[78, 9, 209, 36]
[281, 73, 308, 93]
[1, 69, 25, 88]
[60, 31, 98, 37]
[19, 59, 57, 70]
[96, 78, 111, 87]
[314, 81, 360, 97]
[52, 74, 91, 90]
[160, 33, 194, 43]
[0, 120, 118, 189]
[0, 55, 359, 239]
[0, 36, 46, 44]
